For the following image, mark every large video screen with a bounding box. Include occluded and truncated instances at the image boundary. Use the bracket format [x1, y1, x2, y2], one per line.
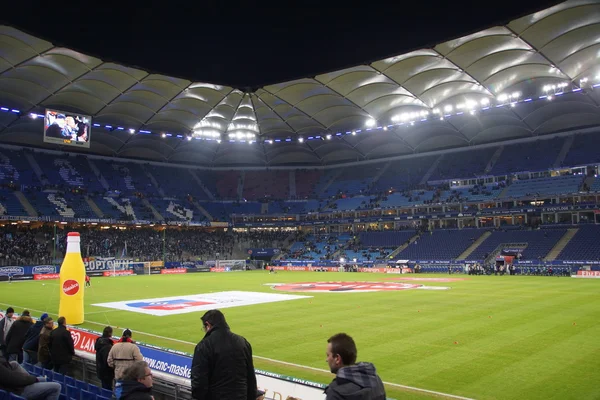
[43, 109, 91, 148]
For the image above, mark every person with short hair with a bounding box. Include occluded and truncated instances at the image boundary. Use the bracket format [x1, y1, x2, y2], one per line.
[108, 329, 143, 380]
[49, 317, 74, 375]
[191, 309, 257, 400]
[5, 310, 33, 362]
[324, 333, 385, 400]
[23, 313, 49, 365]
[114, 361, 153, 400]
[0, 353, 62, 400]
[95, 326, 115, 390]
[37, 317, 54, 369]
[0, 307, 15, 358]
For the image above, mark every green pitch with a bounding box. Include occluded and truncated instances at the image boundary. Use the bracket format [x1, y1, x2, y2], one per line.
[1, 272, 599, 400]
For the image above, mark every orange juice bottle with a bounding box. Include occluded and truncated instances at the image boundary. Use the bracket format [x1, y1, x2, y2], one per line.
[58, 232, 85, 325]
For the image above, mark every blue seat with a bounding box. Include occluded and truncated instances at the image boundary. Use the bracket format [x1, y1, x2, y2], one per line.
[33, 366, 43, 376]
[80, 390, 96, 400]
[97, 396, 111, 400]
[21, 363, 33, 373]
[59, 394, 67, 400]
[76, 381, 88, 392]
[53, 372, 65, 384]
[9, 394, 26, 400]
[64, 377, 76, 388]
[100, 389, 112, 399]
[66, 385, 79, 400]
[42, 369, 54, 381]
[87, 386, 101, 396]
[0, 389, 8, 400]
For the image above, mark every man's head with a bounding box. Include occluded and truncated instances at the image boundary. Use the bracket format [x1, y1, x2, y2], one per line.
[122, 328, 132, 339]
[40, 313, 48, 322]
[57, 316, 66, 326]
[103, 326, 113, 338]
[326, 333, 357, 373]
[43, 317, 53, 329]
[122, 361, 153, 388]
[22, 310, 30, 317]
[6, 307, 14, 318]
[200, 310, 226, 333]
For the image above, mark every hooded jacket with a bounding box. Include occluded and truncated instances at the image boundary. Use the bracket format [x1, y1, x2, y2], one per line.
[5, 315, 33, 355]
[23, 319, 45, 352]
[107, 338, 143, 380]
[114, 379, 153, 400]
[325, 362, 386, 400]
[0, 355, 38, 395]
[191, 322, 256, 400]
[95, 336, 115, 381]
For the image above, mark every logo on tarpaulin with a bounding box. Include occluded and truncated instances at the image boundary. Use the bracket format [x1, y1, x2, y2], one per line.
[63, 280, 80, 296]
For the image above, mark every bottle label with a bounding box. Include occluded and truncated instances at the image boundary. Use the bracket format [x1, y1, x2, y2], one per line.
[63, 280, 80, 296]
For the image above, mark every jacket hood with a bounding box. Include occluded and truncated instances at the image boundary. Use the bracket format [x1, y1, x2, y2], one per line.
[115, 380, 151, 400]
[336, 362, 382, 389]
[17, 316, 33, 323]
[203, 322, 230, 339]
[95, 337, 114, 351]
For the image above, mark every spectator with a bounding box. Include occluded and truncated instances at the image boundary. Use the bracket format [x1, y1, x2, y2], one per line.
[0, 354, 61, 400]
[108, 329, 143, 380]
[5, 310, 33, 362]
[191, 310, 256, 400]
[0, 306, 15, 358]
[114, 361, 153, 400]
[49, 317, 74, 375]
[324, 333, 385, 400]
[95, 326, 115, 390]
[23, 313, 49, 365]
[37, 317, 54, 369]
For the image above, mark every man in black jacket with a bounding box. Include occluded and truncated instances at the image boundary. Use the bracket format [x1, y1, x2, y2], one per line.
[191, 310, 256, 400]
[49, 317, 75, 375]
[114, 361, 153, 400]
[0, 307, 15, 358]
[95, 326, 115, 390]
[324, 333, 386, 400]
[6, 310, 34, 363]
[0, 354, 61, 400]
[22, 313, 48, 365]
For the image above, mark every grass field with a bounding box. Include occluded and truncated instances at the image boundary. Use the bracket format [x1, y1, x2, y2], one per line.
[1, 272, 599, 400]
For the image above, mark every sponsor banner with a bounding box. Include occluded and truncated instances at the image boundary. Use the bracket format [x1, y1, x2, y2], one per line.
[0, 266, 25, 276]
[269, 281, 450, 292]
[247, 248, 280, 257]
[34, 273, 60, 280]
[149, 261, 164, 268]
[160, 268, 187, 275]
[11, 275, 33, 281]
[92, 291, 311, 316]
[577, 270, 600, 277]
[32, 265, 57, 274]
[150, 270, 162, 275]
[186, 267, 211, 273]
[70, 328, 100, 354]
[87, 271, 105, 277]
[85, 257, 135, 271]
[255, 370, 326, 400]
[103, 270, 135, 277]
[216, 260, 246, 270]
[210, 267, 230, 272]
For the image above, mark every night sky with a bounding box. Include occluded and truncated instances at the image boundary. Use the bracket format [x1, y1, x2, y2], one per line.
[3, 0, 561, 88]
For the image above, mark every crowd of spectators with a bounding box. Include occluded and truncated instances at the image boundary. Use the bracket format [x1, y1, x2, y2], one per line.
[0, 227, 52, 266]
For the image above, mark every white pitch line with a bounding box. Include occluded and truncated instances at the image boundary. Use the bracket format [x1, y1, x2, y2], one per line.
[0, 302, 475, 400]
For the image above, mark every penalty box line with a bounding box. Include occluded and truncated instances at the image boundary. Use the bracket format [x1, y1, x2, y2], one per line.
[0, 303, 475, 400]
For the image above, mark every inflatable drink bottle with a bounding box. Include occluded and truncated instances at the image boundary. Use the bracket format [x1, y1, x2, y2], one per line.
[58, 232, 85, 325]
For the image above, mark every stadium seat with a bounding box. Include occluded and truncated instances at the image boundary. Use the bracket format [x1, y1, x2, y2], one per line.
[0, 389, 7, 400]
[53, 372, 65, 384]
[80, 390, 96, 400]
[97, 396, 111, 400]
[42, 369, 54, 381]
[21, 363, 32, 373]
[100, 389, 113, 398]
[58, 394, 67, 400]
[64, 377, 76, 388]
[87, 385, 102, 396]
[75, 381, 88, 392]
[66, 385, 79, 400]
[33, 365, 43, 376]
[9, 394, 26, 400]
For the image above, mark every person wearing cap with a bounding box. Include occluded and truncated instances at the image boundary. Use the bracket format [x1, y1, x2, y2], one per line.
[191, 309, 257, 400]
[37, 317, 54, 369]
[0, 307, 15, 358]
[22, 313, 48, 365]
[49, 317, 74, 375]
[6, 310, 33, 363]
[108, 329, 143, 381]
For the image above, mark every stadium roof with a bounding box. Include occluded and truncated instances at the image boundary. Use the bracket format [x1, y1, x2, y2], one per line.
[1, 0, 600, 167]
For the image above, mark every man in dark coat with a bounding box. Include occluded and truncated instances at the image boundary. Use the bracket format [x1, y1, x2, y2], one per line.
[114, 361, 153, 400]
[37, 317, 54, 369]
[0, 354, 61, 400]
[191, 309, 256, 400]
[22, 313, 48, 365]
[49, 317, 74, 375]
[6, 310, 34, 363]
[95, 326, 115, 390]
[324, 333, 386, 400]
[0, 307, 15, 358]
